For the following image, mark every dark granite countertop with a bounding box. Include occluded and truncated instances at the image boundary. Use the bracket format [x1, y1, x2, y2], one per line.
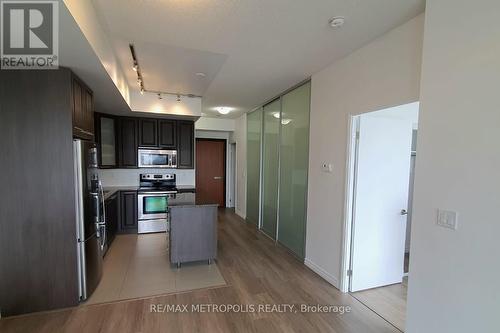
[103, 186, 196, 201]
[103, 186, 138, 200]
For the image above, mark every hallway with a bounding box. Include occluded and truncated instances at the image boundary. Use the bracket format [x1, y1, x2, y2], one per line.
[0, 209, 400, 333]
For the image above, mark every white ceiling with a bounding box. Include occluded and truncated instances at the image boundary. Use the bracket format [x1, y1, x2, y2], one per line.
[92, 0, 425, 119]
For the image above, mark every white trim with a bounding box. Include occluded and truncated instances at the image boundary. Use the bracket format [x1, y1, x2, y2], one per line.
[235, 209, 246, 220]
[305, 258, 339, 289]
[339, 115, 359, 293]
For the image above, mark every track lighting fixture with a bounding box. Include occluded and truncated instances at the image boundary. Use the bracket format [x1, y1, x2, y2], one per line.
[129, 43, 203, 99]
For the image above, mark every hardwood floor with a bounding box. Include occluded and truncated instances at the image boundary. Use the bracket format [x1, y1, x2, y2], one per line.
[351, 278, 408, 332]
[0, 209, 399, 333]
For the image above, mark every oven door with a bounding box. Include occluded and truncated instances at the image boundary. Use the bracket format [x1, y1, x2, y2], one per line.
[138, 193, 168, 220]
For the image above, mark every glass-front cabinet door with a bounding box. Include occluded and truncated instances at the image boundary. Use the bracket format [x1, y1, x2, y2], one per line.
[98, 115, 117, 167]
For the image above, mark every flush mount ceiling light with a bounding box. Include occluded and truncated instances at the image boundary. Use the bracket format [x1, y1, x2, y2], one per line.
[329, 16, 345, 29]
[195, 72, 206, 78]
[272, 112, 280, 119]
[215, 107, 232, 115]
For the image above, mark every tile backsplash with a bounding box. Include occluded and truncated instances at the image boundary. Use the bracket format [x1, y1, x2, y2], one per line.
[98, 168, 195, 187]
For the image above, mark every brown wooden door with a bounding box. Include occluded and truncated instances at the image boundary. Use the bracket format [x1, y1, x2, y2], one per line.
[196, 139, 225, 206]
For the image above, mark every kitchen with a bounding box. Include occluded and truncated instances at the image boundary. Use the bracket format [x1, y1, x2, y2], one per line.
[0, 68, 225, 315]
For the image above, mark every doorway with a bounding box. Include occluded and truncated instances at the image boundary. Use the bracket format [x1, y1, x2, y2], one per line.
[342, 102, 419, 332]
[195, 139, 226, 206]
[228, 143, 236, 208]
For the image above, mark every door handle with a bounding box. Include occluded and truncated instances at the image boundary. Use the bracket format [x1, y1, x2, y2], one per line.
[213, 176, 223, 180]
[400, 209, 408, 216]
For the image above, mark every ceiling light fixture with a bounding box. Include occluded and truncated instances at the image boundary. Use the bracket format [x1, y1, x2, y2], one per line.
[216, 107, 232, 115]
[272, 112, 280, 119]
[329, 16, 345, 29]
[195, 72, 206, 78]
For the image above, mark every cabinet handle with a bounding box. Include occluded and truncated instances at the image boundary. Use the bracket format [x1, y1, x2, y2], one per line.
[213, 176, 223, 180]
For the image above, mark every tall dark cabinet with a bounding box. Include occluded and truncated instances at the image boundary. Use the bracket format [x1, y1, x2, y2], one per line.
[0, 68, 85, 316]
[177, 120, 195, 169]
[118, 118, 138, 168]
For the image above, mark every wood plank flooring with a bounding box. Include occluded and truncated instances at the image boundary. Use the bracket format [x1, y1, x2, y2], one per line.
[351, 278, 408, 332]
[0, 209, 399, 333]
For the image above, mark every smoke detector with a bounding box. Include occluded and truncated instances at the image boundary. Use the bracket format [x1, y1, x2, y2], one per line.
[329, 16, 345, 29]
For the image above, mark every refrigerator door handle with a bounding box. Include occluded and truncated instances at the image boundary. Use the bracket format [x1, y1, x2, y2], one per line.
[99, 181, 106, 250]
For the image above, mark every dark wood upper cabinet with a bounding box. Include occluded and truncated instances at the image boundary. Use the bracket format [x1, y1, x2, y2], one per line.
[118, 118, 138, 168]
[71, 75, 94, 140]
[139, 119, 158, 147]
[95, 114, 194, 169]
[177, 120, 195, 169]
[119, 191, 138, 233]
[158, 119, 177, 148]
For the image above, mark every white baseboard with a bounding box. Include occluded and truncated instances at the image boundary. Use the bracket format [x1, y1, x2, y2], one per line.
[235, 209, 246, 220]
[304, 259, 339, 289]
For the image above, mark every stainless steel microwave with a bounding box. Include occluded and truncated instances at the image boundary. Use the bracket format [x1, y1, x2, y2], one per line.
[138, 149, 177, 168]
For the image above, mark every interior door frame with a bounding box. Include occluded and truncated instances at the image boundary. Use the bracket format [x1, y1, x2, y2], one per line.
[339, 114, 359, 293]
[195, 138, 227, 207]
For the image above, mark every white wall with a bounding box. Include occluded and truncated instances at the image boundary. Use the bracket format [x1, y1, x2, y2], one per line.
[195, 117, 236, 132]
[63, 0, 130, 104]
[305, 14, 424, 287]
[130, 92, 202, 117]
[406, 1, 500, 332]
[231, 114, 247, 219]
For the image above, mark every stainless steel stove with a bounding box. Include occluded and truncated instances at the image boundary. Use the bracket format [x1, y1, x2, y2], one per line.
[137, 174, 177, 234]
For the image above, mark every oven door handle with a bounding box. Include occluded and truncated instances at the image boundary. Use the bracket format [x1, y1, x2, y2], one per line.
[139, 191, 178, 195]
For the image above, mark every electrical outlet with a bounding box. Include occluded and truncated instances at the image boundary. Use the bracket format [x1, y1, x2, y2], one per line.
[321, 163, 333, 173]
[437, 209, 458, 230]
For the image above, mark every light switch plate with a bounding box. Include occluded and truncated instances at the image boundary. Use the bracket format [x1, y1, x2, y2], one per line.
[321, 163, 333, 173]
[437, 209, 458, 230]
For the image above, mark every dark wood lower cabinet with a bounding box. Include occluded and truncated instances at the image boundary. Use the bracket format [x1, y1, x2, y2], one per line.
[104, 192, 119, 250]
[119, 191, 138, 233]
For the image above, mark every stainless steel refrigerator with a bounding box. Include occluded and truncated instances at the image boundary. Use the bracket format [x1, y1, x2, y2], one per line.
[73, 139, 106, 301]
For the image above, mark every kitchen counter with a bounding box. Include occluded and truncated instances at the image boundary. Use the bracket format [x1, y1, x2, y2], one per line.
[103, 186, 196, 201]
[168, 192, 196, 206]
[176, 186, 196, 193]
[103, 186, 138, 200]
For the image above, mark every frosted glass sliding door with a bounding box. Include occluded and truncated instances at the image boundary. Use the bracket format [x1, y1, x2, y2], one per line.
[261, 99, 281, 238]
[246, 109, 262, 225]
[277, 82, 311, 258]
